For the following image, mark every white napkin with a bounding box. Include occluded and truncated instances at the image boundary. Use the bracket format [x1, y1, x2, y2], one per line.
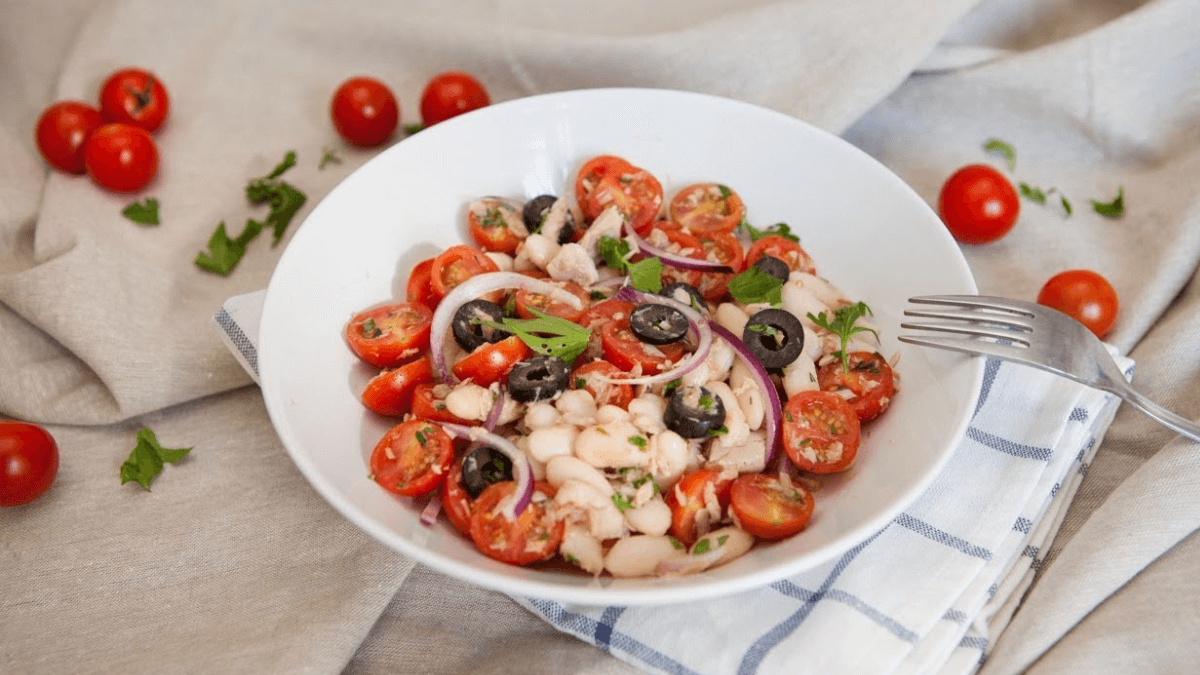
[214, 290, 1132, 675]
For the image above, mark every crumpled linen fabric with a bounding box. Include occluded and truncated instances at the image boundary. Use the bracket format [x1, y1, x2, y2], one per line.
[2, 0, 1198, 674]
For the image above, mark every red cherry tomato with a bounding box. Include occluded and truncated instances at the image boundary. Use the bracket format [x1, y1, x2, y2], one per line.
[574, 155, 664, 234]
[411, 383, 476, 426]
[571, 360, 634, 408]
[441, 456, 475, 536]
[729, 473, 815, 540]
[695, 232, 745, 302]
[0, 421, 60, 507]
[405, 258, 440, 309]
[745, 235, 815, 275]
[469, 481, 563, 565]
[83, 123, 159, 193]
[664, 468, 733, 545]
[360, 356, 435, 417]
[419, 71, 490, 126]
[35, 101, 106, 174]
[430, 245, 500, 301]
[938, 164, 1020, 244]
[369, 420, 454, 498]
[467, 198, 523, 254]
[514, 280, 590, 323]
[452, 335, 531, 387]
[600, 321, 685, 375]
[98, 68, 170, 133]
[345, 302, 434, 369]
[1037, 269, 1119, 338]
[782, 390, 862, 474]
[650, 223, 706, 290]
[816, 352, 896, 422]
[668, 183, 745, 236]
[330, 76, 400, 147]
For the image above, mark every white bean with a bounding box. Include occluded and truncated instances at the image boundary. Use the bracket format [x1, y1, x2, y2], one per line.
[707, 380, 749, 449]
[559, 525, 605, 575]
[523, 233, 559, 270]
[604, 535, 682, 578]
[715, 302, 750, 336]
[708, 429, 768, 474]
[729, 360, 764, 431]
[574, 420, 647, 469]
[523, 402, 561, 430]
[692, 526, 755, 568]
[554, 479, 627, 540]
[444, 382, 493, 421]
[555, 389, 597, 426]
[782, 354, 820, 398]
[525, 424, 578, 463]
[545, 455, 613, 495]
[782, 281, 833, 331]
[595, 403, 631, 425]
[484, 251, 514, 272]
[627, 393, 666, 435]
[645, 429, 691, 489]
[624, 496, 672, 536]
[789, 271, 847, 307]
[683, 337, 735, 387]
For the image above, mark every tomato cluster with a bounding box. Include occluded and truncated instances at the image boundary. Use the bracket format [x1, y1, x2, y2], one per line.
[329, 71, 490, 147]
[35, 68, 168, 193]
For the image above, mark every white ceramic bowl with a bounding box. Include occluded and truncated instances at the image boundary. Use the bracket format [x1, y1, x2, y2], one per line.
[259, 88, 982, 606]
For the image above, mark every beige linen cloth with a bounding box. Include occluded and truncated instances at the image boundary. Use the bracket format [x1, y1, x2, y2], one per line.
[2, 0, 1198, 673]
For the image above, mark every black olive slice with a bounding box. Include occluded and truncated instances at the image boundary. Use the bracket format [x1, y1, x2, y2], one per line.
[664, 385, 726, 438]
[452, 299, 510, 352]
[742, 308, 805, 369]
[629, 303, 689, 345]
[461, 443, 514, 499]
[522, 195, 575, 244]
[752, 255, 791, 283]
[507, 355, 571, 403]
[659, 282, 708, 312]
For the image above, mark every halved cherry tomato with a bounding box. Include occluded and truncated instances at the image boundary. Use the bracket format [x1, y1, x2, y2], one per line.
[99, 68, 170, 133]
[345, 302, 434, 369]
[600, 321, 685, 375]
[669, 183, 745, 236]
[420, 71, 490, 126]
[938, 164, 1019, 244]
[411, 383, 476, 426]
[452, 335, 531, 386]
[405, 258, 440, 309]
[782, 390, 862, 474]
[469, 481, 564, 565]
[360, 356, 435, 417]
[695, 232, 745, 302]
[577, 297, 636, 360]
[35, 101, 106, 174]
[816, 352, 896, 422]
[665, 468, 733, 545]
[430, 245, 499, 301]
[514, 280, 590, 323]
[574, 155, 663, 234]
[442, 456, 474, 536]
[649, 224, 705, 290]
[467, 198, 523, 254]
[369, 419, 454, 497]
[571, 360, 633, 408]
[1037, 269, 1119, 339]
[745, 234, 815, 275]
[729, 473, 815, 540]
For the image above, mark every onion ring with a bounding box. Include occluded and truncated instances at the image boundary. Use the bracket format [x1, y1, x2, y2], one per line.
[625, 220, 733, 273]
[709, 323, 783, 467]
[591, 286, 713, 386]
[441, 423, 533, 520]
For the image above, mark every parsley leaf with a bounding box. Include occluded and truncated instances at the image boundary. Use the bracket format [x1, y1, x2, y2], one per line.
[1090, 187, 1125, 218]
[598, 235, 631, 270]
[984, 138, 1017, 172]
[727, 266, 783, 305]
[194, 220, 265, 276]
[740, 220, 799, 243]
[597, 235, 662, 292]
[1061, 195, 1073, 215]
[122, 197, 160, 225]
[693, 539, 712, 555]
[611, 493, 633, 512]
[404, 123, 425, 135]
[480, 309, 592, 363]
[120, 427, 192, 490]
[628, 435, 647, 449]
[807, 301, 878, 372]
[319, 148, 341, 169]
[1019, 182, 1048, 204]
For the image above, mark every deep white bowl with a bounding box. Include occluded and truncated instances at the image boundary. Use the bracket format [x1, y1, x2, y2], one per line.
[258, 88, 982, 606]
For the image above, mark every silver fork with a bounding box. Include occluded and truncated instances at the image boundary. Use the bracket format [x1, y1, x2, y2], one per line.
[899, 294, 1200, 442]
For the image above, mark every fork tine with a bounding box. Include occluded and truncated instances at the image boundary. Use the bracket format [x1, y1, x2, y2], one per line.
[908, 294, 1038, 317]
[897, 333, 1032, 362]
[899, 321, 1032, 346]
[903, 307, 1034, 332]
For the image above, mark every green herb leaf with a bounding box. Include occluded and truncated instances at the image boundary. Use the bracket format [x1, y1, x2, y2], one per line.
[984, 138, 1017, 172]
[611, 493, 633, 512]
[1090, 187, 1125, 218]
[1061, 195, 1073, 215]
[707, 424, 729, 437]
[727, 266, 783, 305]
[574, 377, 587, 390]
[717, 535, 729, 546]
[740, 220, 799, 243]
[588, 290, 607, 301]
[746, 322, 783, 340]
[1019, 182, 1048, 204]
[319, 148, 342, 170]
[693, 539, 712, 555]
[807, 301, 878, 372]
[120, 427, 192, 490]
[194, 220, 264, 276]
[122, 197, 160, 225]
[669, 536, 685, 550]
[627, 257, 663, 293]
[717, 184, 732, 198]
[628, 435, 647, 449]
[263, 151, 297, 180]
[404, 123, 425, 135]
[481, 309, 592, 364]
[598, 235, 632, 271]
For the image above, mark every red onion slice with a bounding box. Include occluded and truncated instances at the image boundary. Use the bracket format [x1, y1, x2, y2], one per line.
[625, 221, 733, 273]
[595, 286, 713, 386]
[484, 391, 506, 431]
[441, 423, 533, 520]
[430, 272, 585, 384]
[419, 491, 443, 527]
[709, 323, 783, 467]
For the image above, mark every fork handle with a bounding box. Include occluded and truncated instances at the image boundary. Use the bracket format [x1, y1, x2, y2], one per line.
[1115, 386, 1200, 443]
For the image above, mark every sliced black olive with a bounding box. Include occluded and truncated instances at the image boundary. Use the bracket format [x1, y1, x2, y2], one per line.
[507, 355, 571, 403]
[629, 303, 689, 345]
[752, 255, 791, 283]
[664, 385, 726, 438]
[522, 195, 575, 244]
[742, 308, 805, 369]
[659, 282, 708, 312]
[452, 299, 510, 352]
[461, 443, 514, 499]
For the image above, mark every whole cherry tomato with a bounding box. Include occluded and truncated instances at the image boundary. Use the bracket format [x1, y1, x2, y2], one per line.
[419, 71, 490, 126]
[35, 101, 106, 174]
[99, 68, 170, 133]
[0, 421, 59, 507]
[937, 164, 1020, 244]
[1037, 269, 1119, 338]
[330, 76, 400, 147]
[83, 123, 159, 192]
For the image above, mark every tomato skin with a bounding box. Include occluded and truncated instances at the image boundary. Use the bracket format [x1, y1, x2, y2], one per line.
[729, 473, 815, 540]
[745, 235, 815, 275]
[430, 244, 500, 302]
[469, 481, 563, 566]
[695, 232, 745, 302]
[669, 183, 745, 236]
[370, 420, 454, 498]
[35, 101, 106, 174]
[452, 335, 531, 387]
[1037, 269, 1119, 338]
[938, 164, 1019, 244]
[411, 383, 477, 426]
[345, 302, 434, 369]
[330, 76, 400, 147]
[467, 199, 523, 254]
[574, 155, 664, 234]
[420, 71, 490, 126]
[98, 68, 170, 133]
[441, 456, 475, 536]
[514, 280, 590, 323]
[360, 356, 435, 417]
[782, 390, 862, 474]
[405, 258, 440, 309]
[600, 321, 685, 375]
[571, 360, 633, 408]
[0, 421, 60, 507]
[817, 352, 896, 422]
[665, 468, 733, 545]
[83, 123, 159, 193]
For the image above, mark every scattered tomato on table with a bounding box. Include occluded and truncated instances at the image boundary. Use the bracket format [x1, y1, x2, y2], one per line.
[330, 76, 400, 147]
[84, 123, 159, 192]
[35, 101, 106, 174]
[1037, 269, 1119, 339]
[0, 421, 59, 507]
[98, 68, 170, 133]
[937, 163, 1020, 244]
[419, 71, 490, 126]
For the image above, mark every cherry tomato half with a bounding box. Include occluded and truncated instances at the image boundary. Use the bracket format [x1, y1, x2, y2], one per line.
[469, 481, 563, 565]
[330, 76, 400, 147]
[35, 101, 106, 174]
[745, 235, 815, 275]
[665, 467, 733, 545]
[430, 245, 500, 302]
[571, 360, 633, 408]
[360, 356, 435, 417]
[83, 123, 159, 193]
[650, 224, 705, 290]
[938, 164, 1020, 244]
[782, 390, 862, 474]
[669, 183, 745, 236]
[420, 71, 490, 126]
[99, 68, 170, 133]
[345, 302, 434, 369]
[405, 258, 440, 309]
[467, 198, 524, 254]
[369, 419, 454, 498]
[411, 383, 476, 426]
[695, 232, 745, 302]
[574, 155, 664, 234]
[0, 421, 60, 507]
[816, 352, 896, 422]
[729, 473, 815, 540]
[514, 280, 590, 323]
[600, 321, 685, 375]
[1037, 269, 1119, 338]
[442, 456, 475, 536]
[452, 335, 531, 387]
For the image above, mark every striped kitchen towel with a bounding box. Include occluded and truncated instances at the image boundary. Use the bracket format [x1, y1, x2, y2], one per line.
[215, 290, 1132, 675]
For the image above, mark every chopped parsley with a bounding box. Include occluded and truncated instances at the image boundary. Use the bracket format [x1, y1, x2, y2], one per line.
[808, 301, 878, 372]
[574, 377, 587, 390]
[698, 393, 715, 410]
[1090, 187, 1125, 218]
[1019, 182, 1049, 204]
[122, 197, 160, 225]
[119, 427, 192, 490]
[740, 220, 800, 243]
[727, 266, 783, 306]
[589, 290, 607, 301]
[669, 536, 685, 550]
[598, 235, 662, 293]
[611, 493, 633, 512]
[628, 435, 647, 449]
[984, 138, 1017, 172]
[360, 318, 381, 339]
[693, 539, 712, 555]
[707, 424, 729, 437]
[318, 148, 341, 169]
